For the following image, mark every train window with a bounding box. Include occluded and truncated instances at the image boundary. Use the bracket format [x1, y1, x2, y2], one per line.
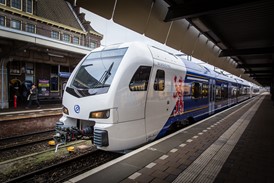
[71, 48, 126, 92]
[230, 86, 236, 98]
[239, 86, 245, 95]
[221, 84, 228, 99]
[154, 70, 165, 91]
[215, 86, 222, 101]
[129, 66, 151, 91]
[192, 82, 201, 99]
[202, 84, 208, 98]
[184, 83, 191, 96]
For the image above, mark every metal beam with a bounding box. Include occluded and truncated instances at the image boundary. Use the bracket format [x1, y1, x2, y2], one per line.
[237, 63, 273, 68]
[250, 73, 273, 77]
[244, 70, 273, 74]
[252, 75, 272, 79]
[219, 46, 274, 57]
[164, 0, 260, 21]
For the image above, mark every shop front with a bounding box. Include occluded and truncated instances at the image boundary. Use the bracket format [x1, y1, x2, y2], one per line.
[8, 61, 73, 107]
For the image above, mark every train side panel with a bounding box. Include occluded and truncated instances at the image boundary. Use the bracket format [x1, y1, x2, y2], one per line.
[145, 46, 186, 142]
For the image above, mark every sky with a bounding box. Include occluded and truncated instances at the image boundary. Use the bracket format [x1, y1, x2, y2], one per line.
[81, 8, 208, 66]
[81, 8, 182, 54]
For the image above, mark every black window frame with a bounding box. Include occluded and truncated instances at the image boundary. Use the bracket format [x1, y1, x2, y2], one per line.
[129, 66, 151, 92]
[192, 82, 202, 99]
[154, 69, 165, 91]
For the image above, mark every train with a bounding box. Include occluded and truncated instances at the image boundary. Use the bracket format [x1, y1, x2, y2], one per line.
[53, 42, 260, 152]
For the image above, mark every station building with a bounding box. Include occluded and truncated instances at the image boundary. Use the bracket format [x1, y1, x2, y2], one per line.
[0, 0, 103, 109]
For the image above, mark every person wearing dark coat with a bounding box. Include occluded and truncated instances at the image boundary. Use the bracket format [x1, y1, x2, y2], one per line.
[26, 84, 40, 109]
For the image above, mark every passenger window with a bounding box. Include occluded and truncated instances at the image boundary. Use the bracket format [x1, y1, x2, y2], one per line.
[192, 82, 201, 99]
[129, 66, 151, 91]
[183, 83, 191, 96]
[215, 86, 222, 100]
[232, 87, 237, 97]
[154, 70, 165, 91]
[221, 85, 228, 99]
[202, 84, 208, 98]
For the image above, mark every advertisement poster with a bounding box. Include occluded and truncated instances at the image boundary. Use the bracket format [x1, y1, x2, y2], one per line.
[38, 79, 50, 96]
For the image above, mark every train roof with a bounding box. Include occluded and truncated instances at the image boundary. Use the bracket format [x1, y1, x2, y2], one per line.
[181, 58, 212, 75]
[95, 42, 253, 86]
[180, 58, 238, 83]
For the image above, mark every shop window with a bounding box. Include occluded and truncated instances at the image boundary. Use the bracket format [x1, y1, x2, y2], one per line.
[9, 61, 21, 75]
[192, 82, 201, 99]
[26, 0, 33, 14]
[60, 65, 69, 72]
[11, 0, 22, 10]
[25, 75, 33, 84]
[129, 66, 151, 91]
[0, 16, 5, 26]
[73, 36, 79, 44]
[50, 66, 59, 92]
[10, 19, 21, 30]
[26, 23, 35, 33]
[25, 62, 34, 75]
[51, 30, 59, 40]
[154, 70, 165, 91]
[0, 0, 6, 5]
[62, 33, 70, 42]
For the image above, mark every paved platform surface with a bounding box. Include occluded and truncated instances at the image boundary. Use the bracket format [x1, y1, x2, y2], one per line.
[0, 103, 62, 121]
[66, 93, 273, 183]
[214, 94, 274, 183]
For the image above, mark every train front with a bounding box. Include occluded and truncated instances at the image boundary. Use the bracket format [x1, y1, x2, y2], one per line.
[53, 42, 153, 152]
[53, 45, 129, 150]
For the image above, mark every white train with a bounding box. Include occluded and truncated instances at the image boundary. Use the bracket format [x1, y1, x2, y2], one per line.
[54, 42, 259, 151]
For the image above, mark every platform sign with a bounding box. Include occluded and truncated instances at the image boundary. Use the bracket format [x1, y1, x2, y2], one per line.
[38, 79, 50, 96]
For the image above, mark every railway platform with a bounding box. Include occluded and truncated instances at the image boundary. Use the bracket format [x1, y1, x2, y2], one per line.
[0, 103, 62, 138]
[66, 93, 274, 183]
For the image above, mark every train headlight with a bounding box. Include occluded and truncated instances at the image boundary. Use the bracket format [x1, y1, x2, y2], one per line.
[63, 106, 69, 115]
[90, 110, 110, 119]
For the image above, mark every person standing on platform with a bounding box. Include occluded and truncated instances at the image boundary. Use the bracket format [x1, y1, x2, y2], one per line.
[26, 84, 40, 109]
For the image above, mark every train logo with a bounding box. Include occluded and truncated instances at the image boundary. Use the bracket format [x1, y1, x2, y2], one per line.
[74, 105, 80, 114]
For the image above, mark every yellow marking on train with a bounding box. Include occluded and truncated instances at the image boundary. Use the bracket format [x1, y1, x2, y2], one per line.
[186, 74, 208, 80]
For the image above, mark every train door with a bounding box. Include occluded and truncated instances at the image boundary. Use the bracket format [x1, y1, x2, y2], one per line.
[209, 79, 215, 115]
[145, 65, 174, 142]
[228, 82, 232, 107]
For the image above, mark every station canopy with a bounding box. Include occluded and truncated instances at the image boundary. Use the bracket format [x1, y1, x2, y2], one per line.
[69, 0, 274, 86]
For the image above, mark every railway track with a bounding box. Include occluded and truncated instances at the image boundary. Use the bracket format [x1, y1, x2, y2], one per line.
[0, 130, 55, 150]
[0, 141, 121, 183]
[0, 130, 56, 162]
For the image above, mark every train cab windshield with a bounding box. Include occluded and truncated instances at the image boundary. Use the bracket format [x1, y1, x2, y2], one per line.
[68, 47, 127, 97]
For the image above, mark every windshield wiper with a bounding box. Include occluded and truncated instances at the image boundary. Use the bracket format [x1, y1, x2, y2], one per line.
[99, 62, 114, 86]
